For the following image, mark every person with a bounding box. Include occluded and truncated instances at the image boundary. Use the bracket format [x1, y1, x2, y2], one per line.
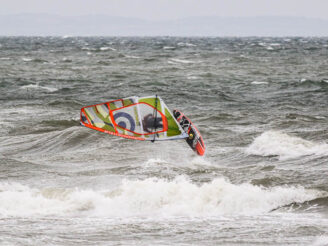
[173, 110, 181, 119]
[142, 114, 163, 133]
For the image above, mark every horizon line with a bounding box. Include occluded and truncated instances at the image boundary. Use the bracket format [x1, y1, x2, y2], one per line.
[1, 13, 328, 21]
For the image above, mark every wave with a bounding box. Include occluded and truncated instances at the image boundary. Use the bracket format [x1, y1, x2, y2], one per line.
[21, 57, 47, 63]
[246, 131, 328, 160]
[187, 75, 198, 80]
[177, 42, 197, 47]
[163, 46, 176, 50]
[168, 58, 198, 64]
[61, 57, 72, 62]
[99, 46, 116, 51]
[251, 81, 269, 85]
[40, 119, 79, 128]
[0, 177, 324, 218]
[124, 55, 140, 59]
[22, 57, 33, 62]
[20, 84, 58, 92]
[0, 126, 86, 158]
[299, 78, 328, 86]
[272, 196, 328, 213]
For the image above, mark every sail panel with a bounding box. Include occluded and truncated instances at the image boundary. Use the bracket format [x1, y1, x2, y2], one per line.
[80, 95, 188, 141]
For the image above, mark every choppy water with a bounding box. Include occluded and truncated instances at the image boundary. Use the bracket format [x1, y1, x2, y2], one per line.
[1, 37, 328, 245]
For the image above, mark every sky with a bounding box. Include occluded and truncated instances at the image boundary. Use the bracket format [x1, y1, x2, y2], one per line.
[1, 0, 328, 20]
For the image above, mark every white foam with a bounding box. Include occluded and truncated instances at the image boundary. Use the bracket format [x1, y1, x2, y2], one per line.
[61, 57, 72, 62]
[100, 47, 116, 51]
[251, 81, 269, 85]
[169, 58, 196, 64]
[0, 177, 323, 218]
[22, 57, 32, 62]
[81, 47, 97, 51]
[187, 75, 198, 80]
[246, 131, 328, 160]
[163, 46, 176, 50]
[177, 42, 197, 47]
[20, 84, 58, 92]
[312, 236, 328, 246]
[124, 55, 140, 59]
[143, 158, 168, 167]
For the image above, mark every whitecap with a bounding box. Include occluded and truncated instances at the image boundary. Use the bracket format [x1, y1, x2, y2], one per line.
[169, 58, 196, 64]
[100, 47, 116, 51]
[62, 57, 72, 62]
[124, 55, 140, 59]
[22, 57, 33, 62]
[20, 84, 58, 92]
[251, 81, 269, 85]
[163, 46, 176, 50]
[246, 130, 328, 160]
[177, 42, 196, 47]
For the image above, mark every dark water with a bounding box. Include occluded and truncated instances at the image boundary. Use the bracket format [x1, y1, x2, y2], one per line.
[1, 37, 328, 245]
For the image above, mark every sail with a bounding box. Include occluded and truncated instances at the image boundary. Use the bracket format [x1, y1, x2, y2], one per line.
[80, 95, 188, 141]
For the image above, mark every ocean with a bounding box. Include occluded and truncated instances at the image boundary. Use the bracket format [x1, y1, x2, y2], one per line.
[0, 36, 328, 245]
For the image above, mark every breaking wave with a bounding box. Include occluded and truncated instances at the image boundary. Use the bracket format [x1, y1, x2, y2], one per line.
[0, 177, 323, 218]
[246, 131, 328, 160]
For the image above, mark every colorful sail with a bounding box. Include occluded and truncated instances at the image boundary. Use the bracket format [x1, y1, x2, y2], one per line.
[80, 95, 188, 141]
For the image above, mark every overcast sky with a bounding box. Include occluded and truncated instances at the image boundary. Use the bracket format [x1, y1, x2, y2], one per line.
[1, 0, 328, 20]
